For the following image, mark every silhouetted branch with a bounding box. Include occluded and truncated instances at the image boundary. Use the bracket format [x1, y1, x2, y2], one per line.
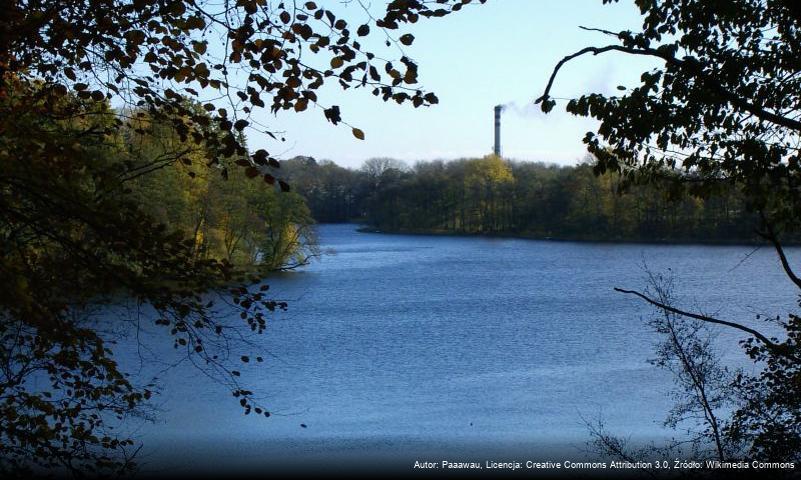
[536, 43, 801, 133]
[577, 25, 619, 37]
[755, 220, 801, 291]
[582, 416, 659, 479]
[614, 287, 796, 361]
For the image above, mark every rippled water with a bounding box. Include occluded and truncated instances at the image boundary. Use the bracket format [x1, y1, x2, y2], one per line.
[111, 224, 799, 474]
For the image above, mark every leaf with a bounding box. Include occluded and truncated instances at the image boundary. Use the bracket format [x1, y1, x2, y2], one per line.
[252, 149, 269, 165]
[357, 24, 370, 36]
[352, 127, 365, 140]
[399, 34, 415, 46]
[245, 167, 259, 178]
[330, 56, 344, 69]
[324, 105, 341, 125]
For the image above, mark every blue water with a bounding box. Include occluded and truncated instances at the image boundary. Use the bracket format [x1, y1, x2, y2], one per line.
[107, 224, 799, 474]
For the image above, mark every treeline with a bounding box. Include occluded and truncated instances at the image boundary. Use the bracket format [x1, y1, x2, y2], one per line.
[282, 155, 760, 243]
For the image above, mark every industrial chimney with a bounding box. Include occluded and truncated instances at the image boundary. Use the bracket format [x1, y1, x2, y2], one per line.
[493, 105, 503, 157]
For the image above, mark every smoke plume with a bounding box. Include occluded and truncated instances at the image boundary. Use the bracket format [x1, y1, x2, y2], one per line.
[496, 101, 544, 118]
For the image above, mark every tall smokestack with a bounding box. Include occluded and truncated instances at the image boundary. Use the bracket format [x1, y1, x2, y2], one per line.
[493, 105, 503, 157]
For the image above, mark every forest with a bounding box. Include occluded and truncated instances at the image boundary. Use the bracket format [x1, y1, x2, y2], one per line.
[282, 155, 763, 243]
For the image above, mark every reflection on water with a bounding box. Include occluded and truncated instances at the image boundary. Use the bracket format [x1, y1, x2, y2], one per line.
[109, 224, 798, 473]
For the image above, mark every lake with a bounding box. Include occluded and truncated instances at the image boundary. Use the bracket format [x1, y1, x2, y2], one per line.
[112, 224, 799, 475]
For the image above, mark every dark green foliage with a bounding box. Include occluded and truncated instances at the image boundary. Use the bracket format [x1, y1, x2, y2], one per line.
[730, 314, 801, 462]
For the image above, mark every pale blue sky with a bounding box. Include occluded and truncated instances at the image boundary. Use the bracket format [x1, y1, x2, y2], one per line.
[252, 1, 659, 168]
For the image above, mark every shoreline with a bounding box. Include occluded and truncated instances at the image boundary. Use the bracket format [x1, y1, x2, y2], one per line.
[348, 224, 785, 247]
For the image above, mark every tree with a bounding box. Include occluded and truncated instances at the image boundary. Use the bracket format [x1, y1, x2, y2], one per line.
[537, 0, 801, 462]
[464, 155, 514, 232]
[362, 157, 408, 181]
[0, 0, 486, 474]
[586, 270, 738, 468]
[360, 157, 409, 223]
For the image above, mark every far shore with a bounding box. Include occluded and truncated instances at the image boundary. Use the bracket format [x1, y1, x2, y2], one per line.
[342, 223, 794, 247]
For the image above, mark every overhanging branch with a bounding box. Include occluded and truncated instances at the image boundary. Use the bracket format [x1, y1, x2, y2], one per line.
[614, 287, 797, 361]
[536, 43, 801, 133]
[756, 219, 801, 291]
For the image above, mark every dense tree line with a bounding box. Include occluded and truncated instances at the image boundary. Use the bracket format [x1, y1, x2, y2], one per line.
[284, 154, 762, 243]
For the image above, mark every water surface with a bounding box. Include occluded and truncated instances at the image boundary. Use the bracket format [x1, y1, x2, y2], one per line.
[115, 224, 799, 473]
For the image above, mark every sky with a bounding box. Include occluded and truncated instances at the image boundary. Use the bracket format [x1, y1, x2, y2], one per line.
[249, 1, 660, 169]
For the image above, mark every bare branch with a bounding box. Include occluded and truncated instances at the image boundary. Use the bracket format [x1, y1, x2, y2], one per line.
[614, 287, 796, 361]
[756, 220, 801, 291]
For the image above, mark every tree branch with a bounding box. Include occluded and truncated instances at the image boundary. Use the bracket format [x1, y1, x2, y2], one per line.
[614, 287, 797, 361]
[536, 43, 801, 133]
[756, 221, 801, 291]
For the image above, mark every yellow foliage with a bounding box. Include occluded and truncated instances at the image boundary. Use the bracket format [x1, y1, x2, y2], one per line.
[464, 154, 514, 187]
